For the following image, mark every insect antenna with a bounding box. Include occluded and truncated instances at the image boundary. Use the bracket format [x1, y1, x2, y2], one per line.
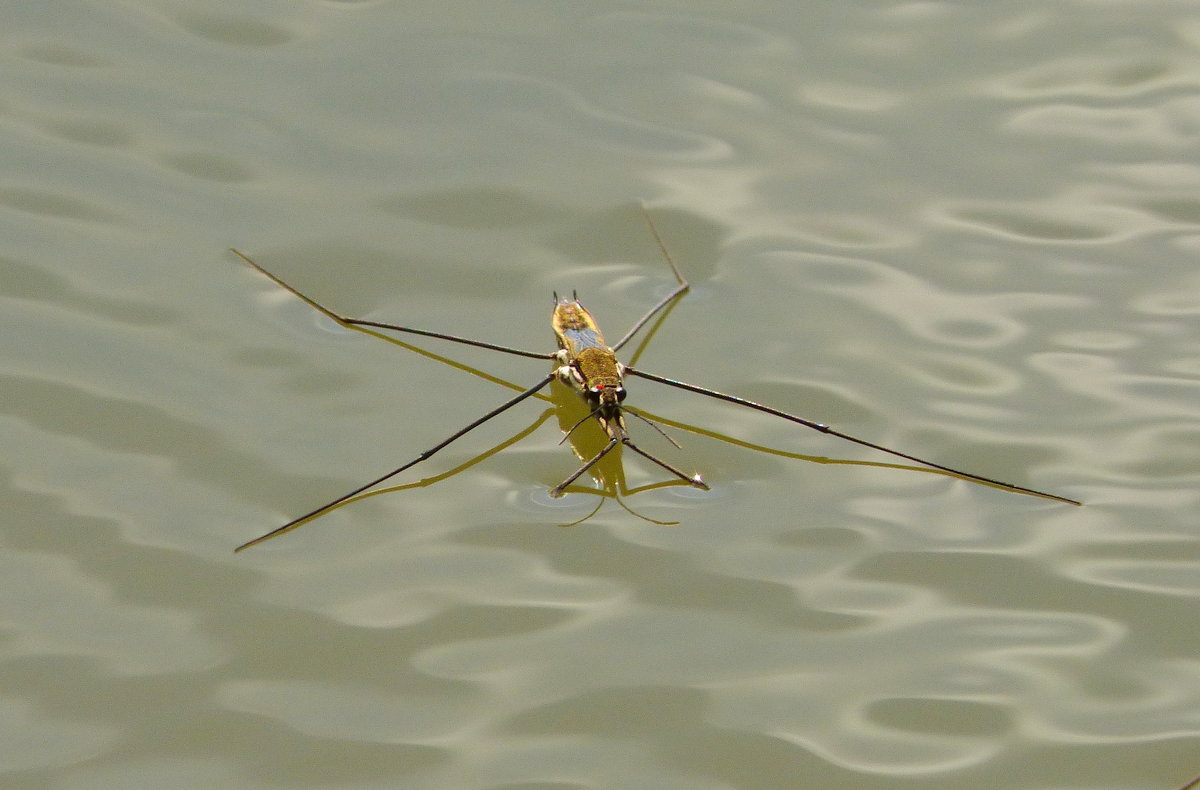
[556, 403, 680, 450]
[558, 406, 603, 445]
[623, 406, 682, 449]
[550, 421, 706, 497]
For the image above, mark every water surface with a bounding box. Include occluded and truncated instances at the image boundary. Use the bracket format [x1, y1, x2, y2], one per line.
[2, 2, 1198, 788]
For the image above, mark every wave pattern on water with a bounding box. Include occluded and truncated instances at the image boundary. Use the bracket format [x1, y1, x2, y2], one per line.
[2, 2, 1198, 789]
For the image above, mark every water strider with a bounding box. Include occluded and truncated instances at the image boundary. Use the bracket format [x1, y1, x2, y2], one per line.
[230, 208, 1079, 551]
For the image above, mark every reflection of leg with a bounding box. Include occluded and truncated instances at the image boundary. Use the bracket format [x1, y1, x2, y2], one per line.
[349, 318, 554, 360]
[344, 405, 558, 500]
[611, 205, 691, 354]
[235, 373, 555, 551]
[550, 437, 620, 497]
[230, 249, 555, 360]
[625, 366, 1081, 506]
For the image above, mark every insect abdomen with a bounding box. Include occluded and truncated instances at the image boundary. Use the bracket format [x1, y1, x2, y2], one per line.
[553, 301, 609, 355]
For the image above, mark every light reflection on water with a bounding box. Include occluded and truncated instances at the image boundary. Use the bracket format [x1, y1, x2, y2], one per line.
[2, 2, 1198, 789]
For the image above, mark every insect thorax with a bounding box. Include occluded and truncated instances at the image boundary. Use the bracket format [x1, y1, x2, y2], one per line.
[574, 347, 621, 391]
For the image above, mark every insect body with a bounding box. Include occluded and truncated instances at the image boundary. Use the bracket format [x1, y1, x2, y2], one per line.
[230, 207, 1079, 552]
[553, 294, 626, 413]
[549, 293, 706, 496]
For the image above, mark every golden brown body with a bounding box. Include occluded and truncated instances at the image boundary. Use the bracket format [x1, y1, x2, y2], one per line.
[551, 297, 625, 418]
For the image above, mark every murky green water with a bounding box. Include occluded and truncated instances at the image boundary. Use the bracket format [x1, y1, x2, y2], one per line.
[2, 2, 1198, 788]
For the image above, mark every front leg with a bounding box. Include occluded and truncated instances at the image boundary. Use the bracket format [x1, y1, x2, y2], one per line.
[554, 349, 585, 390]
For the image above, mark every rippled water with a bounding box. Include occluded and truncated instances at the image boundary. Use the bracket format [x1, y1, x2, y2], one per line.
[2, 2, 1198, 788]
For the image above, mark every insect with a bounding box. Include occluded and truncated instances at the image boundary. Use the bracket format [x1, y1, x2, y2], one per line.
[231, 208, 1080, 551]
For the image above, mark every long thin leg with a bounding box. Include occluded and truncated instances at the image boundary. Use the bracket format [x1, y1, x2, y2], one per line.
[302, 406, 559, 514]
[347, 319, 555, 360]
[549, 433, 707, 498]
[235, 373, 555, 551]
[610, 207, 691, 352]
[624, 366, 1081, 505]
[230, 250, 555, 361]
[621, 439, 708, 490]
[550, 437, 620, 497]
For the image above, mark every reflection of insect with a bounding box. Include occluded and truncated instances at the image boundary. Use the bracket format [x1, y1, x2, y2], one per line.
[231, 208, 1080, 551]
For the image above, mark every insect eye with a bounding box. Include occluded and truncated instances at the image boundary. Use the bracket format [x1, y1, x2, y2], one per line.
[616, 388, 627, 402]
